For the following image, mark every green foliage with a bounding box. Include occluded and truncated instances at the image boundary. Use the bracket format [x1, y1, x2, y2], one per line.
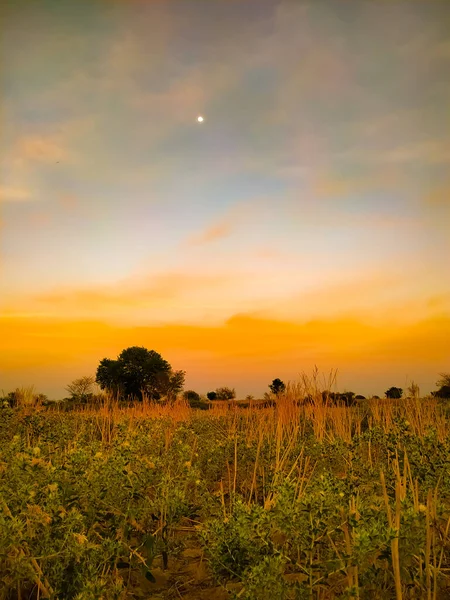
[95, 346, 177, 402]
[2, 398, 450, 598]
[269, 378, 286, 396]
[207, 391, 217, 401]
[385, 386, 403, 399]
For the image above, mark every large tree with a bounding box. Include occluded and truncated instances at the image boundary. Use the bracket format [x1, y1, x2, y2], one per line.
[95, 346, 176, 401]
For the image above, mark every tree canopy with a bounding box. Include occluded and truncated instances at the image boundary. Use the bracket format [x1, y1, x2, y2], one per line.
[269, 378, 286, 396]
[385, 386, 403, 399]
[95, 346, 183, 401]
[65, 375, 95, 403]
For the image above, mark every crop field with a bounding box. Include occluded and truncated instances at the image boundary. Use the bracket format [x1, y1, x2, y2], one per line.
[1, 385, 450, 600]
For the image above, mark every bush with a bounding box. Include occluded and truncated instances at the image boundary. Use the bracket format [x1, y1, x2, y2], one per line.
[183, 390, 201, 405]
[188, 399, 211, 410]
[214, 387, 236, 400]
[432, 385, 450, 399]
[385, 387, 403, 399]
[1, 387, 47, 408]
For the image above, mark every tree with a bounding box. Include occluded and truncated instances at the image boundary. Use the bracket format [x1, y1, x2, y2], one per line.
[245, 394, 254, 401]
[157, 369, 186, 401]
[206, 391, 217, 401]
[96, 358, 124, 398]
[385, 387, 403, 399]
[355, 395, 366, 400]
[95, 346, 174, 401]
[339, 391, 356, 406]
[430, 372, 450, 399]
[183, 390, 201, 404]
[436, 372, 450, 388]
[269, 378, 286, 396]
[215, 387, 236, 400]
[432, 385, 450, 399]
[66, 375, 95, 403]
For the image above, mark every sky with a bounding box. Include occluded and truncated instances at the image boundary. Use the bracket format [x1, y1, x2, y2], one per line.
[1, 0, 449, 399]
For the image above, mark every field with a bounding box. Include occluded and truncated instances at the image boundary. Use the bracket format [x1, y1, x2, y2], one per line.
[1, 383, 450, 600]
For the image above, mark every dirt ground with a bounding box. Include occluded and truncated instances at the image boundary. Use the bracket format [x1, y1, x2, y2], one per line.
[122, 526, 241, 600]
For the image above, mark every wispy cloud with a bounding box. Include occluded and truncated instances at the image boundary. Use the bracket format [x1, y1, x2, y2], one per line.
[13, 134, 68, 166]
[186, 220, 234, 246]
[0, 187, 32, 202]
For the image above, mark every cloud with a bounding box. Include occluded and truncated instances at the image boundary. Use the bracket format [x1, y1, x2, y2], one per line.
[424, 182, 450, 207]
[183, 196, 270, 248]
[1, 312, 449, 398]
[1, 270, 247, 321]
[15, 134, 67, 165]
[244, 269, 448, 325]
[313, 175, 367, 199]
[382, 140, 450, 165]
[186, 220, 233, 246]
[0, 187, 32, 202]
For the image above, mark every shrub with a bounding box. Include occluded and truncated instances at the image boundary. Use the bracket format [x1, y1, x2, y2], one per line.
[183, 390, 201, 405]
[214, 387, 236, 400]
[432, 385, 450, 399]
[385, 387, 403, 399]
[268, 378, 286, 396]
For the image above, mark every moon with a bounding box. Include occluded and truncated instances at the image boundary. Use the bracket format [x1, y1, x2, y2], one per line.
[197, 116, 204, 123]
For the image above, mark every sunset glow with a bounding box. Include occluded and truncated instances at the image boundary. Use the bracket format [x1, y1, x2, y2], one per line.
[1, 1, 449, 398]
